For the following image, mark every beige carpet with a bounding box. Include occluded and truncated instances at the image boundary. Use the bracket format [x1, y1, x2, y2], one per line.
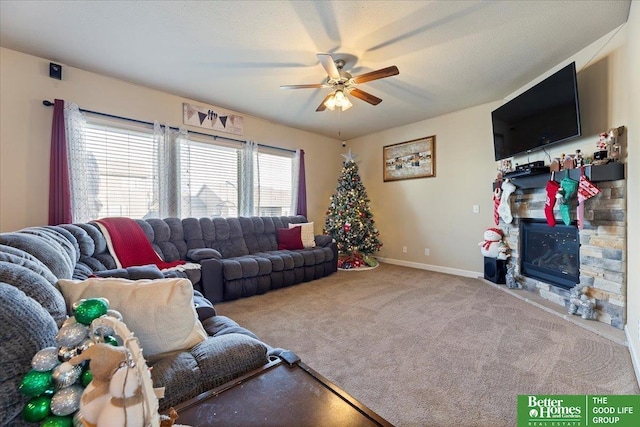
[216, 263, 639, 427]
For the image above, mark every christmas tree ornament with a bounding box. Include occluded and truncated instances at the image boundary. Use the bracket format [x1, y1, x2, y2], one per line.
[92, 323, 116, 339]
[58, 346, 78, 362]
[76, 338, 95, 354]
[56, 322, 89, 348]
[52, 363, 82, 388]
[103, 335, 120, 346]
[73, 298, 109, 325]
[497, 179, 516, 224]
[544, 179, 561, 227]
[50, 384, 83, 416]
[80, 368, 93, 387]
[19, 369, 53, 396]
[32, 347, 60, 372]
[22, 395, 52, 422]
[41, 415, 74, 427]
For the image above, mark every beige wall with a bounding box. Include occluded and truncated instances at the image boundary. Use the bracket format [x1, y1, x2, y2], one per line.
[349, 102, 499, 276]
[0, 47, 343, 232]
[625, 0, 640, 386]
[349, 23, 636, 283]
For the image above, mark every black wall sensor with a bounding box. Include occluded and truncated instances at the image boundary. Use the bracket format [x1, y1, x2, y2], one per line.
[49, 63, 62, 80]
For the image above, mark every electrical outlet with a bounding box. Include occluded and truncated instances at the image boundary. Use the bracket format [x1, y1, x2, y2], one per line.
[473, 205, 480, 213]
[424, 248, 430, 256]
[402, 246, 407, 253]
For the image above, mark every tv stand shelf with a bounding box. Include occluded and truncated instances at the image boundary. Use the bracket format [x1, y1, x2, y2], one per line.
[493, 162, 625, 190]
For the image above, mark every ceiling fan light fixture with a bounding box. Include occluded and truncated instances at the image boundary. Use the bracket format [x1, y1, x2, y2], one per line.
[324, 89, 352, 111]
[324, 93, 337, 111]
[341, 96, 353, 111]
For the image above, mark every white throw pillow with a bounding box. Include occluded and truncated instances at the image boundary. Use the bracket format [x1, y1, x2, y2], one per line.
[288, 222, 316, 248]
[57, 277, 207, 359]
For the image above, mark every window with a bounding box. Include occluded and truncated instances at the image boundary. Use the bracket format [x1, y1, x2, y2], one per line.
[180, 137, 240, 218]
[83, 121, 157, 219]
[254, 149, 294, 217]
[70, 114, 297, 221]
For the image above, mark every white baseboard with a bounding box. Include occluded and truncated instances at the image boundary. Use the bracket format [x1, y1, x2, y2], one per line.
[625, 325, 640, 389]
[377, 257, 482, 279]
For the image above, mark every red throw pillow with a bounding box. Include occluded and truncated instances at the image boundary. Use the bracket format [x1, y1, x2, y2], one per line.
[277, 227, 304, 250]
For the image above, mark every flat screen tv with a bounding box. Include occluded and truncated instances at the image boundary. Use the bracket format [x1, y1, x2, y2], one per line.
[492, 62, 581, 161]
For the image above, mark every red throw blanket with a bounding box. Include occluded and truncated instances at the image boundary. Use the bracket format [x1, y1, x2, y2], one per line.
[95, 217, 185, 270]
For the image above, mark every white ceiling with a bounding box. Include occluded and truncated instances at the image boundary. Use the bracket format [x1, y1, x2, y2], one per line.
[0, 1, 631, 140]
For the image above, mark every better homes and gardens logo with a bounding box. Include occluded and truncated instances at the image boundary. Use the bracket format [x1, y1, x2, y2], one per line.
[518, 395, 640, 427]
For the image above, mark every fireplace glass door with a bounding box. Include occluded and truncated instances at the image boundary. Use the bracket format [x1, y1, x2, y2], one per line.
[520, 219, 580, 289]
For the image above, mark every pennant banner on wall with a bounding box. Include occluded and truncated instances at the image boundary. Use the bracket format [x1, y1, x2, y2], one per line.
[183, 102, 244, 136]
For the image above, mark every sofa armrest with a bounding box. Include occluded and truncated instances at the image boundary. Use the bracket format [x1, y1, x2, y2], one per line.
[193, 292, 217, 321]
[199, 258, 224, 303]
[314, 234, 334, 248]
[187, 248, 222, 262]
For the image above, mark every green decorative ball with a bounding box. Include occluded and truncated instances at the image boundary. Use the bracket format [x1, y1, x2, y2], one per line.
[41, 415, 73, 427]
[73, 299, 108, 325]
[19, 370, 53, 397]
[103, 335, 119, 346]
[80, 368, 93, 387]
[22, 396, 52, 422]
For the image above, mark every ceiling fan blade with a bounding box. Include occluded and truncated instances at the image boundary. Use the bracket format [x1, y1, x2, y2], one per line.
[280, 84, 327, 89]
[349, 88, 382, 105]
[352, 66, 399, 84]
[317, 53, 340, 79]
[316, 93, 334, 112]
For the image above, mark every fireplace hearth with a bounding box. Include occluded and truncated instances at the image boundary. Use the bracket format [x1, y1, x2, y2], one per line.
[520, 219, 580, 290]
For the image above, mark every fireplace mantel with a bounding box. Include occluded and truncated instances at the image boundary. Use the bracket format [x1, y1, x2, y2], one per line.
[493, 162, 625, 190]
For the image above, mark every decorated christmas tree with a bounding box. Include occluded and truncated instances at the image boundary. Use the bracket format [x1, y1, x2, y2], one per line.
[324, 149, 382, 269]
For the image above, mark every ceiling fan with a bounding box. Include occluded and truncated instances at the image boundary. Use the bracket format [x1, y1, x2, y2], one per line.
[280, 53, 399, 112]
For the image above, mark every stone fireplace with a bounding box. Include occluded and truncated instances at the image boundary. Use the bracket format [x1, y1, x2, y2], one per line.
[500, 166, 626, 329]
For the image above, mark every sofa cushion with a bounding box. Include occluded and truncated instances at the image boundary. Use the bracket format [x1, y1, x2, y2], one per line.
[288, 222, 316, 248]
[151, 332, 268, 411]
[0, 261, 67, 326]
[277, 227, 304, 250]
[0, 283, 58, 427]
[57, 277, 207, 359]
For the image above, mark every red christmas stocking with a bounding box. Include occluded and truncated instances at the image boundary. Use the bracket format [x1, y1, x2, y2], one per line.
[544, 180, 561, 227]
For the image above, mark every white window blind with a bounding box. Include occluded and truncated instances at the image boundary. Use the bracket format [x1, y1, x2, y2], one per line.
[180, 138, 240, 218]
[254, 149, 294, 217]
[84, 121, 157, 219]
[70, 113, 296, 221]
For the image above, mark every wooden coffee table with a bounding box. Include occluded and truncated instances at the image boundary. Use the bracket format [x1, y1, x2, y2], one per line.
[170, 355, 394, 426]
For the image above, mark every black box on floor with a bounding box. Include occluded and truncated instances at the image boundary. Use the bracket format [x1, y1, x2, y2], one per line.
[484, 257, 507, 284]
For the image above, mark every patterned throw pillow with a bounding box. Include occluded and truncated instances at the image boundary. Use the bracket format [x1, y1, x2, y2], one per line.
[288, 222, 316, 248]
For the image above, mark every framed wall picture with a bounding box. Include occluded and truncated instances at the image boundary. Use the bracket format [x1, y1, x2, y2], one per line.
[383, 135, 436, 182]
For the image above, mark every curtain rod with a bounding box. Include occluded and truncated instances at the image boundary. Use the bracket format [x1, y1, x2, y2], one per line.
[42, 100, 295, 153]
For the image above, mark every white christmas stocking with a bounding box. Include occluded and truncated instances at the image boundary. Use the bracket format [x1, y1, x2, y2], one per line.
[498, 180, 516, 224]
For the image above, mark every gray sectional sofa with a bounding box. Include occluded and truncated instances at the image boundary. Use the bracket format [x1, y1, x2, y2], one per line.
[0, 215, 336, 426]
[140, 215, 337, 302]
